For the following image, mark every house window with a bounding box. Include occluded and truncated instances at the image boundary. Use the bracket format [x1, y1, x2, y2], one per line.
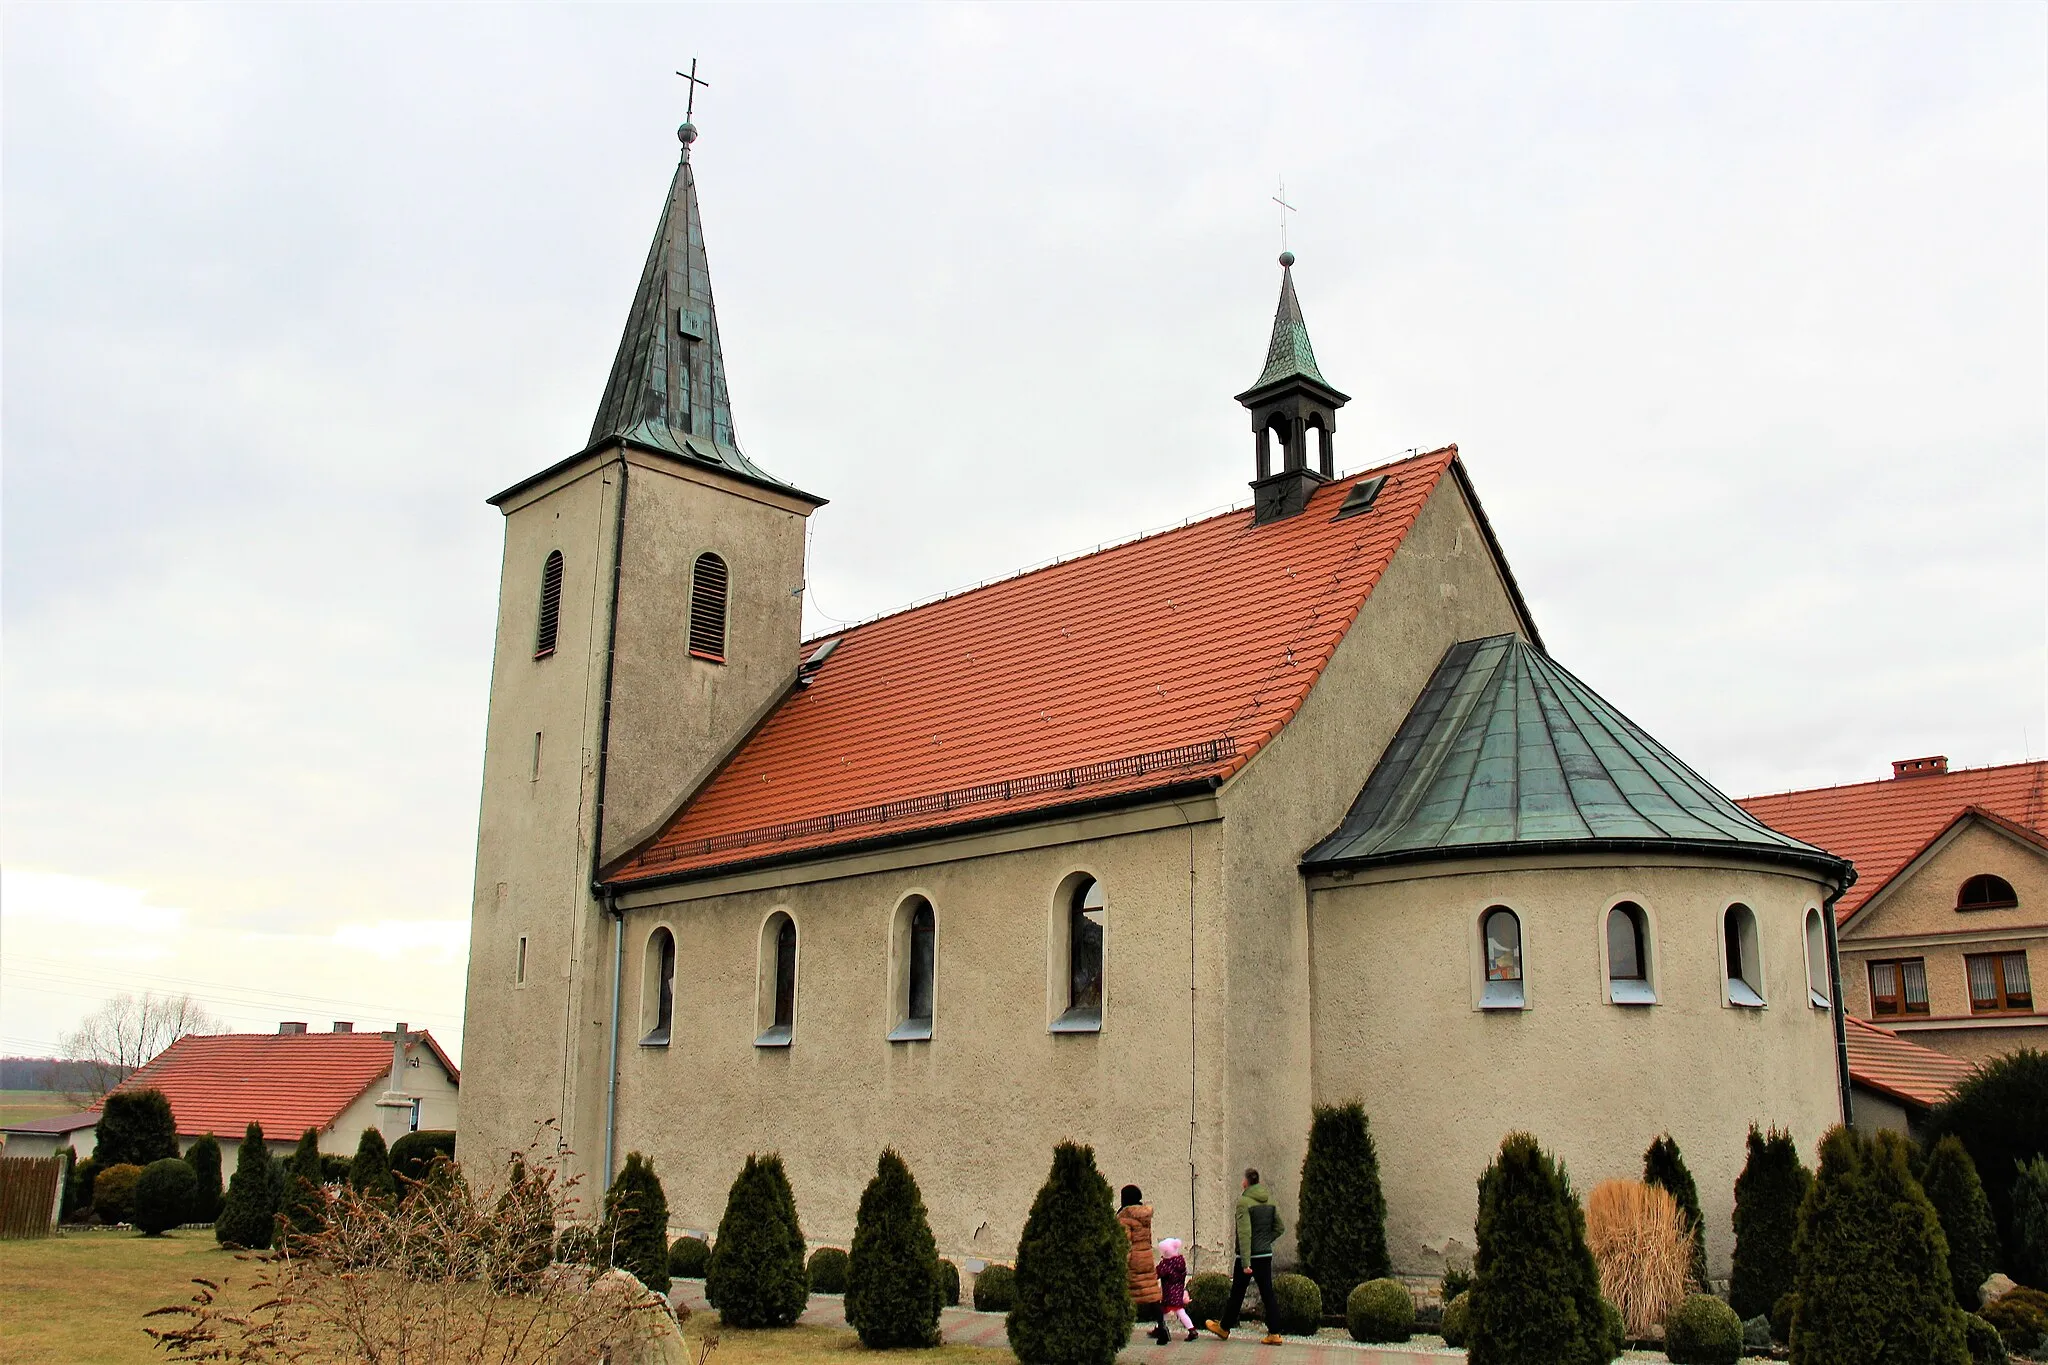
[1607, 902, 1653, 1004]
[1724, 904, 1764, 1007]
[1054, 877, 1106, 1032]
[535, 550, 564, 659]
[1481, 906, 1524, 1009]
[889, 897, 937, 1042]
[1869, 958, 1929, 1016]
[1959, 875, 2019, 911]
[641, 928, 676, 1046]
[1804, 908, 1830, 1008]
[1968, 952, 2033, 1014]
[757, 913, 798, 1047]
[409, 1098, 421, 1132]
[688, 553, 729, 661]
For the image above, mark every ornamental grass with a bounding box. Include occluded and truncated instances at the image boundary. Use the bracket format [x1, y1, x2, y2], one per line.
[1584, 1178, 1693, 1340]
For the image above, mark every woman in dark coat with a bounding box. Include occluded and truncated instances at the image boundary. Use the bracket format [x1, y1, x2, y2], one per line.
[1119, 1184, 1167, 1344]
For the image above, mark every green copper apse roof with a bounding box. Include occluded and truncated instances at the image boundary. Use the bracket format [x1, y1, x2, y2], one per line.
[1303, 635, 1848, 879]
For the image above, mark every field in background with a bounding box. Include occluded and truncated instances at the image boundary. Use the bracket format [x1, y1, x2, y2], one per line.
[0, 1089, 82, 1129]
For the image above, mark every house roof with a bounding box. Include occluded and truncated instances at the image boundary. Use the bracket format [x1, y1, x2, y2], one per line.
[101, 1030, 456, 1142]
[1244, 257, 1335, 394]
[0, 1110, 100, 1137]
[1843, 1015, 1977, 1110]
[1738, 760, 2048, 921]
[1303, 634, 1849, 879]
[611, 447, 1480, 883]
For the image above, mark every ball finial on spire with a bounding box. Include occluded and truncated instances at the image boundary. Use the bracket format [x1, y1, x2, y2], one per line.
[1279, 250, 1296, 268]
[678, 122, 698, 146]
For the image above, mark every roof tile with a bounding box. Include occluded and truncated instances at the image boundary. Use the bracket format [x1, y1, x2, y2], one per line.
[103, 1031, 453, 1140]
[1842, 1015, 1977, 1109]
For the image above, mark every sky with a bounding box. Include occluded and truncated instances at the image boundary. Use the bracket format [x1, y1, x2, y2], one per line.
[3, 4, 2043, 1065]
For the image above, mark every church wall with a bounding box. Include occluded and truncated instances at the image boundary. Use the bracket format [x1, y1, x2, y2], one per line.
[1307, 857, 1840, 1280]
[1209, 470, 1530, 1267]
[608, 816, 1229, 1271]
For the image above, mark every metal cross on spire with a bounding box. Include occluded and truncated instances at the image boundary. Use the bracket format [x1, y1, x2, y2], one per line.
[676, 59, 710, 122]
[1272, 178, 1297, 253]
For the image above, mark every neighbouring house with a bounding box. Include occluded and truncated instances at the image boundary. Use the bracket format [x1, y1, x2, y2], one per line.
[460, 112, 1852, 1280]
[0, 1022, 457, 1162]
[1740, 757, 2047, 1066]
[1842, 1015, 1978, 1140]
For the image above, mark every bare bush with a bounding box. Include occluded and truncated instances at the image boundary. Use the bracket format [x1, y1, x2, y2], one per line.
[1584, 1178, 1693, 1340]
[58, 992, 224, 1103]
[145, 1125, 682, 1364]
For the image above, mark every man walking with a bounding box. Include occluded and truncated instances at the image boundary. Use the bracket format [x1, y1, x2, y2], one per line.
[1207, 1168, 1284, 1345]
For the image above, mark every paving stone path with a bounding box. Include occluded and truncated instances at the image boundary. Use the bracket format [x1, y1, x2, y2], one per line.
[669, 1285, 1464, 1364]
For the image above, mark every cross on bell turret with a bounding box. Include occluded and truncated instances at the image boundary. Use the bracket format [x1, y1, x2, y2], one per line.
[1237, 251, 1350, 525]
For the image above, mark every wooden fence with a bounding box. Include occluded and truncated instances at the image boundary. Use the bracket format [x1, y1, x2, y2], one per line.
[0, 1156, 63, 1238]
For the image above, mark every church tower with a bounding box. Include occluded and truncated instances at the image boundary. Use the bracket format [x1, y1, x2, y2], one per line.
[1237, 252, 1349, 525]
[459, 116, 825, 1185]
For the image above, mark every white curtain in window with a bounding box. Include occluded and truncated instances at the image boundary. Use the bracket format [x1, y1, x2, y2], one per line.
[1872, 961, 1898, 1004]
[1902, 960, 1928, 1009]
[2005, 954, 2032, 998]
[1969, 955, 1999, 1006]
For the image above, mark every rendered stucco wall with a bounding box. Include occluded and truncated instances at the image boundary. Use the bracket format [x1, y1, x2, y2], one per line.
[1308, 857, 1841, 1279]
[328, 1044, 462, 1154]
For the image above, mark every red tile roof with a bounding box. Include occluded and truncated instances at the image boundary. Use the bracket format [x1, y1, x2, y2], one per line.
[1842, 1015, 1977, 1110]
[107, 1031, 456, 1141]
[1737, 761, 2047, 921]
[613, 448, 1471, 881]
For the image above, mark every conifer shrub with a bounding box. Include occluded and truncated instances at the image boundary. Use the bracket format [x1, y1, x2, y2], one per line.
[938, 1258, 961, 1306]
[215, 1124, 277, 1248]
[554, 1224, 599, 1265]
[94, 1088, 180, 1168]
[134, 1157, 198, 1236]
[276, 1128, 327, 1248]
[388, 1130, 457, 1192]
[1188, 1271, 1231, 1326]
[1770, 1291, 1800, 1345]
[845, 1149, 943, 1347]
[1964, 1312, 2010, 1365]
[57, 1146, 83, 1222]
[1664, 1294, 1742, 1365]
[807, 1246, 851, 1293]
[599, 1151, 671, 1294]
[1789, 1125, 1969, 1365]
[348, 1127, 397, 1202]
[1981, 1286, 2048, 1353]
[1297, 1101, 1391, 1311]
[94, 1163, 144, 1223]
[1924, 1136, 2002, 1309]
[1006, 1142, 1132, 1365]
[1345, 1278, 1414, 1343]
[1730, 1126, 1812, 1320]
[184, 1134, 223, 1224]
[489, 1156, 555, 1292]
[1644, 1133, 1708, 1287]
[706, 1152, 809, 1327]
[1439, 1290, 1471, 1348]
[973, 1264, 1016, 1312]
[1927, 1049, 2048, 1273]
[670, 1235, 711, 1278]
[1267, 1273, 1322, 1335]
[2013, 1156, 2048, 1289]
[1441, 1260, 1473, 1305]
[1466, 1132, 1618, 1365]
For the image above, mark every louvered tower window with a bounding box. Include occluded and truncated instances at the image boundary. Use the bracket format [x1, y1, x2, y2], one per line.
[688, 552, 729, 661]
[534, 550, 564, 659]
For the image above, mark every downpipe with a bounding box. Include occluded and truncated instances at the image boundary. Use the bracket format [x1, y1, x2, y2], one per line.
[1822, 868, 1858, 1128]
[603, 887, 624, 1185]
[592, 453, 629, 1189]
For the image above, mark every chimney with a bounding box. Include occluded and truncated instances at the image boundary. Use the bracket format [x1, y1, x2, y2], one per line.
[1892, 755, 1950, 779]
[278, 1021, 308, 1035]
[389, 1022, 410, 1090]
[332, 1021, 354, 1033]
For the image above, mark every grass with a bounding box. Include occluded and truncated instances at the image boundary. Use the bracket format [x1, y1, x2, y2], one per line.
[0, 1228, 1018, 1365]
[0, 1088, 83, 1128]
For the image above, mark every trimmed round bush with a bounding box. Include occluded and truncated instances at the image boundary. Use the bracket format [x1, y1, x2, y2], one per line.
[1771, 1291, 1800, 1345]
[1346, 1278, 1414, 1343]
[807, 1246, 850, 1293]
[1664, 1294, 1743, 1365]
[939, 1259, 961, 1307]
[1984, 1286, 2048, 1353]
[1965, 1312, 2009, 1365]
[670, 1235, 711, 1278]
[1602, 1297, 1625, 1349]
[1440, 1290, 1471, 1348]
[93, 1163, 144, 1225]
[972, 1263, 1015, 1312]
[555, 1224, 599, 1265]
[133, 1157, 197, 1236]
[1267, 1273, 1323, 1336]
[1189, 1271, 1232, 1327]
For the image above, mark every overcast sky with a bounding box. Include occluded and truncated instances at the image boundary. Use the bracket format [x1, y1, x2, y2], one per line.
[3, 4, 2043, 1063]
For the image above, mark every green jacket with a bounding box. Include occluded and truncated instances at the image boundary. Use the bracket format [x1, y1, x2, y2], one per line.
[1234, 1183, 1283, 1261]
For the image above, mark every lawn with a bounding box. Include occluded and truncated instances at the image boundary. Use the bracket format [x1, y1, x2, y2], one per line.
[0, 1088, 82, 1129]
[0, 1228, 1017, 1365]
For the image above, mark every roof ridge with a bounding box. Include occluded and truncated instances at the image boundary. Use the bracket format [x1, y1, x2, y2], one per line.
[1739, 758, 2048, 804]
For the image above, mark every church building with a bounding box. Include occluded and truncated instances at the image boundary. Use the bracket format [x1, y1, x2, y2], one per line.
[459, 118, 1854, 1280]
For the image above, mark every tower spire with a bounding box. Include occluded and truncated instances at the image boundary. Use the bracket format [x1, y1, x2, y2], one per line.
[1236, 251, 1349, 525]
[586, 118, 802, 495]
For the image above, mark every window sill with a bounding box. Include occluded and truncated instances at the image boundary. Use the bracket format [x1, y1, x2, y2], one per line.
[1809, 990, 1832, 1010]
[1479, 983, 1525, 1011]
[639, 1029, 671, 1048]
[754, 1025, 792, 1049]
[887, 1019, 933, 1043]
[689, 649, 727, 665]
[533, 648, 556, 662]
[1051, 1006, 1101, 1034]
[1608, 979, 1656, 1006]
[1969, 1007, 2036, 1018]
[1726, 980, 1766, 1008]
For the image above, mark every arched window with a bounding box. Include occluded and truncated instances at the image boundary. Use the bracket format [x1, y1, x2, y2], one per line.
[1607, 902, 1654, 1004]
[688, 552, 729, 662]
[1480, 906, 1524, 1009]
[641, 928, 675, 1046]
[534, 550, 564, 659]
[1958, 874, 2019, 911]
[756, 913, 797, 1047]
[889, 897, 937, 1042]
[1804, 908, 1831, 1008]
[1054, 877, 1106, 1032]
[1724, 904, 1764, 1007]
[1305, 417, 1332, 476]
